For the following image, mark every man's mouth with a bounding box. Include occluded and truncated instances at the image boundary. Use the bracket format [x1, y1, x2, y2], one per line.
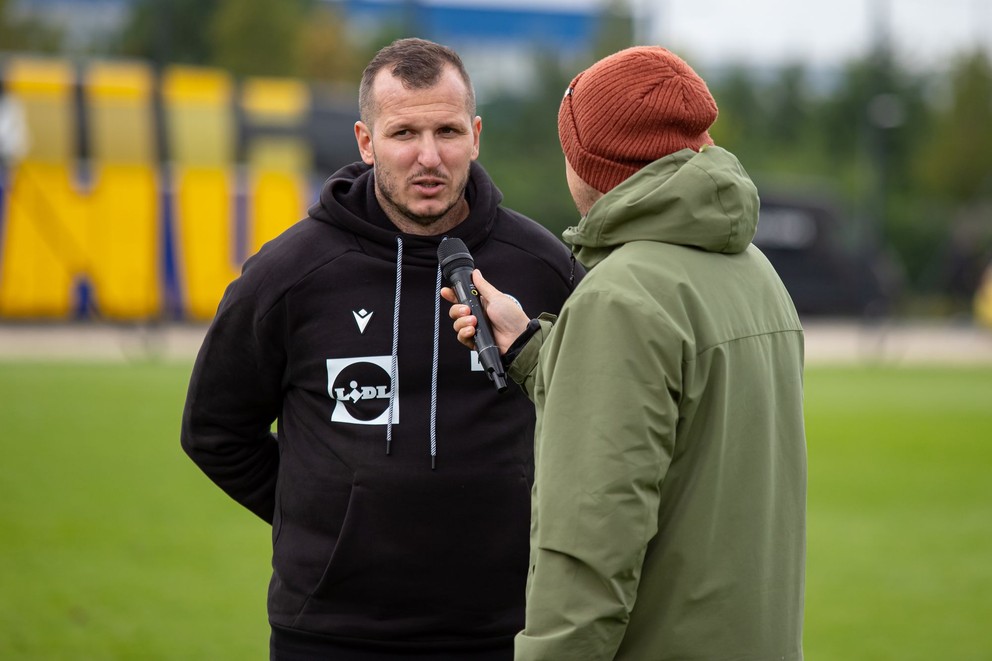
[411, 177, 446, 195]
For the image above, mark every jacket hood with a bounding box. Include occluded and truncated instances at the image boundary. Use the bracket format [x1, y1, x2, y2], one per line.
[307, 161, 502, 267]
[562, 146, 759, 269]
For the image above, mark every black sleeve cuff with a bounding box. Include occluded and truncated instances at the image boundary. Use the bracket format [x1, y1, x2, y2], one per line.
[502, 318, 542, 367]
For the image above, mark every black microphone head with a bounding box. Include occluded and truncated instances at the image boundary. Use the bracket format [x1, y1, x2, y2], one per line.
[438, 237, 474, 282]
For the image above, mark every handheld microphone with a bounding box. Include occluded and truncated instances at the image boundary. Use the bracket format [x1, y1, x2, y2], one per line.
[437, 237, 508, 393]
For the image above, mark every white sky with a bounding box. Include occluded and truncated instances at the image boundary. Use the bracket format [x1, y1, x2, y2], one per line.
[427, 0, 992, 69]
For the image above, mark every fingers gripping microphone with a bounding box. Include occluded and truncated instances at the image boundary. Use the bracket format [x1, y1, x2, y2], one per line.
[438, 237, 508, 393]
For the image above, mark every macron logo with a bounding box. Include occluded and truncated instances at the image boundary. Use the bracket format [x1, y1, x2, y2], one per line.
[353, 309, 373, 334]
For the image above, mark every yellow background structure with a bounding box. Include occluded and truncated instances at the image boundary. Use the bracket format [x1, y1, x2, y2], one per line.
[0, 56, 313, 321]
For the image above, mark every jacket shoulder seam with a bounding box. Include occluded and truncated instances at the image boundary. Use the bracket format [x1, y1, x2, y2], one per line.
[690, 327, 804, 362]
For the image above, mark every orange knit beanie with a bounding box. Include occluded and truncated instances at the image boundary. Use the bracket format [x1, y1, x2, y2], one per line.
[558, 46, 719, 193]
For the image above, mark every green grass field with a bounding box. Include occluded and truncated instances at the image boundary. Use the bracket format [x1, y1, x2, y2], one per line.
[1, 361, 990, 660]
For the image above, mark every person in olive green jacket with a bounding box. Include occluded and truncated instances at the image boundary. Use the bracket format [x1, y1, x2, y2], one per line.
[443, 46, 806, 660]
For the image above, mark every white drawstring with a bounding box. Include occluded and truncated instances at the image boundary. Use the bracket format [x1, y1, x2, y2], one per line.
[386, 236, 402, 455]
[430, 263, 441, 469]
[384, 236, 441, 469]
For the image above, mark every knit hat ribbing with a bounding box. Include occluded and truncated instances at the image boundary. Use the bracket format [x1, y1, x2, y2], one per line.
[558, 46, 719, 193]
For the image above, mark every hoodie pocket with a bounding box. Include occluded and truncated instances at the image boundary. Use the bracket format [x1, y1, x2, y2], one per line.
[291, 466, 531, 638]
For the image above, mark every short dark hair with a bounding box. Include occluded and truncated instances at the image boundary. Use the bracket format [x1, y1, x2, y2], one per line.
[359, 38, 476, 126]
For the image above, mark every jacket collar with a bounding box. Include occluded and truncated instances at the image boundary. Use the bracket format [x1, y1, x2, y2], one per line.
[563, 147, 759, 270]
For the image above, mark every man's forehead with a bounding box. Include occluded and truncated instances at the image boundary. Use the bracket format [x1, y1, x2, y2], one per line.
[370, 69, 473, 123]
[372, 66, 467, 98]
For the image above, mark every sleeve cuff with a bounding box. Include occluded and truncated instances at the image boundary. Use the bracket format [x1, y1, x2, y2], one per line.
[503, 318, 543, 366]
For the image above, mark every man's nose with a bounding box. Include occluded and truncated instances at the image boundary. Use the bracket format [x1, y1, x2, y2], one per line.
[417, 137, 442, 168]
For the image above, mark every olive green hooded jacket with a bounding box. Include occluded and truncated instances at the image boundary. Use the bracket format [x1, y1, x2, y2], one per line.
[509, 147, 806, 660]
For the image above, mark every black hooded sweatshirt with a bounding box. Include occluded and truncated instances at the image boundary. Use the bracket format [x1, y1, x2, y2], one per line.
[181, 161, 580, 657]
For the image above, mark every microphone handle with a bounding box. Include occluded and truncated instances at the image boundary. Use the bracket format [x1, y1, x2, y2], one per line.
[452, 274, 508, 393]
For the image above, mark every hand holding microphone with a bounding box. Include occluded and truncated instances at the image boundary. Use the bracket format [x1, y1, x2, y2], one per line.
[438, 238, 530, 393]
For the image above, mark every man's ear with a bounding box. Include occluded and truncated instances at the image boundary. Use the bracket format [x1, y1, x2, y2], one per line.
[355, 121, 374, 165]
[471, 116, 482, 161]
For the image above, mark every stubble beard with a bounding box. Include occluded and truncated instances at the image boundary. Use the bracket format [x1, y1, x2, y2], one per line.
[374, 163, 470, 231]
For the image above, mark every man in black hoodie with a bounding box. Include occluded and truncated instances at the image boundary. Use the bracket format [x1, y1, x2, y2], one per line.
[181, 38, 580, 660]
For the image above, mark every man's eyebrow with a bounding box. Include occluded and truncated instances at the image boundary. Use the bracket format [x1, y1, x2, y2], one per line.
[381, 119, 415, 132]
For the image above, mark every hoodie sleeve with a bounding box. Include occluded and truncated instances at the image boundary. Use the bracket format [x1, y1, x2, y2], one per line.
[180, 272, 287, 524]
[515, 288, 682, 660]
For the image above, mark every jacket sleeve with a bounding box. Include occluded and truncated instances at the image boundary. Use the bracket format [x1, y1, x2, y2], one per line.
[507, 314, 557, 399]
[180, 273, 287, 524]
[515, 288, 682, 660]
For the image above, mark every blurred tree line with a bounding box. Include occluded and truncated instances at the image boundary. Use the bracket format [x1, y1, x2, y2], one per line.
[115, 0, 375, 81]
[705, 47, 992, 313]
[0, 0, 62, 51]
[485, 47, 992, 314]
[2, 0, 990, 311]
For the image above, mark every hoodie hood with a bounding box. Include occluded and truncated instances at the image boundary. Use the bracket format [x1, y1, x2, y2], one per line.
[307, 161, 502, 267]
[562, 146, 759, 270]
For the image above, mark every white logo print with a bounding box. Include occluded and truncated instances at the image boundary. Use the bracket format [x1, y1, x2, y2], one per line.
[352, 309, 374, 334]
[326, 356, 398, 425]
[470, 351, 484, 372]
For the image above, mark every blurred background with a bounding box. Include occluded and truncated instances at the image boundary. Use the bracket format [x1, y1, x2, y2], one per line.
[0, 0, 991, 327]
[1, 2, 991, 661]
